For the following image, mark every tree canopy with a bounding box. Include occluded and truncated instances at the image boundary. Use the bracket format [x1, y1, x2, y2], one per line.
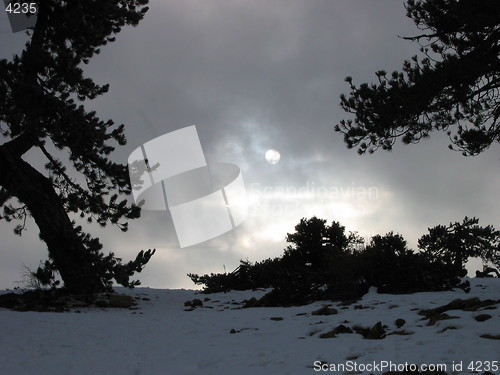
[418, 216, 500, 272]
[189, 215, 499, 304]
[0, 0, 154, 293]
[335, 0, 500, 156]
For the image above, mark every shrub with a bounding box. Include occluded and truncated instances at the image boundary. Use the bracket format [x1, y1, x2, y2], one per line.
[418, 217, 499, 275]
[189, 216, 495, 305]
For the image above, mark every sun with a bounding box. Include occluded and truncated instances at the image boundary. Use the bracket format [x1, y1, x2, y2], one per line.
[265, 149, 280, 164]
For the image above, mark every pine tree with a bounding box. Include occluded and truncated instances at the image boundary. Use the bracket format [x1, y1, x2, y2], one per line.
[418, 217, 500, 273]
[0, 0, 154, 294]
[335, 0, 500, 156]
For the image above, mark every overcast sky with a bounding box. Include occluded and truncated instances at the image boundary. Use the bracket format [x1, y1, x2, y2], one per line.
[1, 0, 498, 289]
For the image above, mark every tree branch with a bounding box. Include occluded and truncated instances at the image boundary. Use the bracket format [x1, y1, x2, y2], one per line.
[38, 144, 81, 191]
[0, 132, 36, 157]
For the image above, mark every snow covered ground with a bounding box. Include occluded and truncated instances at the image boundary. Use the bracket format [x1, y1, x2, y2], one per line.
[0, 278, 498, 375]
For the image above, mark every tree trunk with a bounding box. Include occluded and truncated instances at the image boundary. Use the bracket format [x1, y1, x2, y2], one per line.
[0, 145, 106, 294]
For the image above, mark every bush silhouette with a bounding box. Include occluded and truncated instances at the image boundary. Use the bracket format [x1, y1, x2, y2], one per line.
[189, 216, 498, 305]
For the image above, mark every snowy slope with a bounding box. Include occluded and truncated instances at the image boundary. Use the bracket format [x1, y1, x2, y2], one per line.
[0, 278, 499, 375]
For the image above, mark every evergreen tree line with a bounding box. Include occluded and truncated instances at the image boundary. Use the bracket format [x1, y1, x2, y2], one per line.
[189, 216, 499, 306]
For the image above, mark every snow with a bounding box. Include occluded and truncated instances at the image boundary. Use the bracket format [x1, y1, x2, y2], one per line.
[0, 278, 499, 375]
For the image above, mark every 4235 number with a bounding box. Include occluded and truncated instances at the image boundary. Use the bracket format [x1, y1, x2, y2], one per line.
[5, 2, 38, 14]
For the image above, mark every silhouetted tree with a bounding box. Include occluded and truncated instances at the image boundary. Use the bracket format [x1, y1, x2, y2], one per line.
[0, 0, 154, 293]
[418, 216, 500, 274]
[189, 217, 470, 303]
[360, 232, 416, 292]
[283, 217, 363, 268]
[335, 0, 500, 156]
[284, 217, 327, 269]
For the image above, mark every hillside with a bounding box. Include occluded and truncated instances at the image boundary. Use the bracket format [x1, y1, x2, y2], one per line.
[0, 278, 499, 375]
